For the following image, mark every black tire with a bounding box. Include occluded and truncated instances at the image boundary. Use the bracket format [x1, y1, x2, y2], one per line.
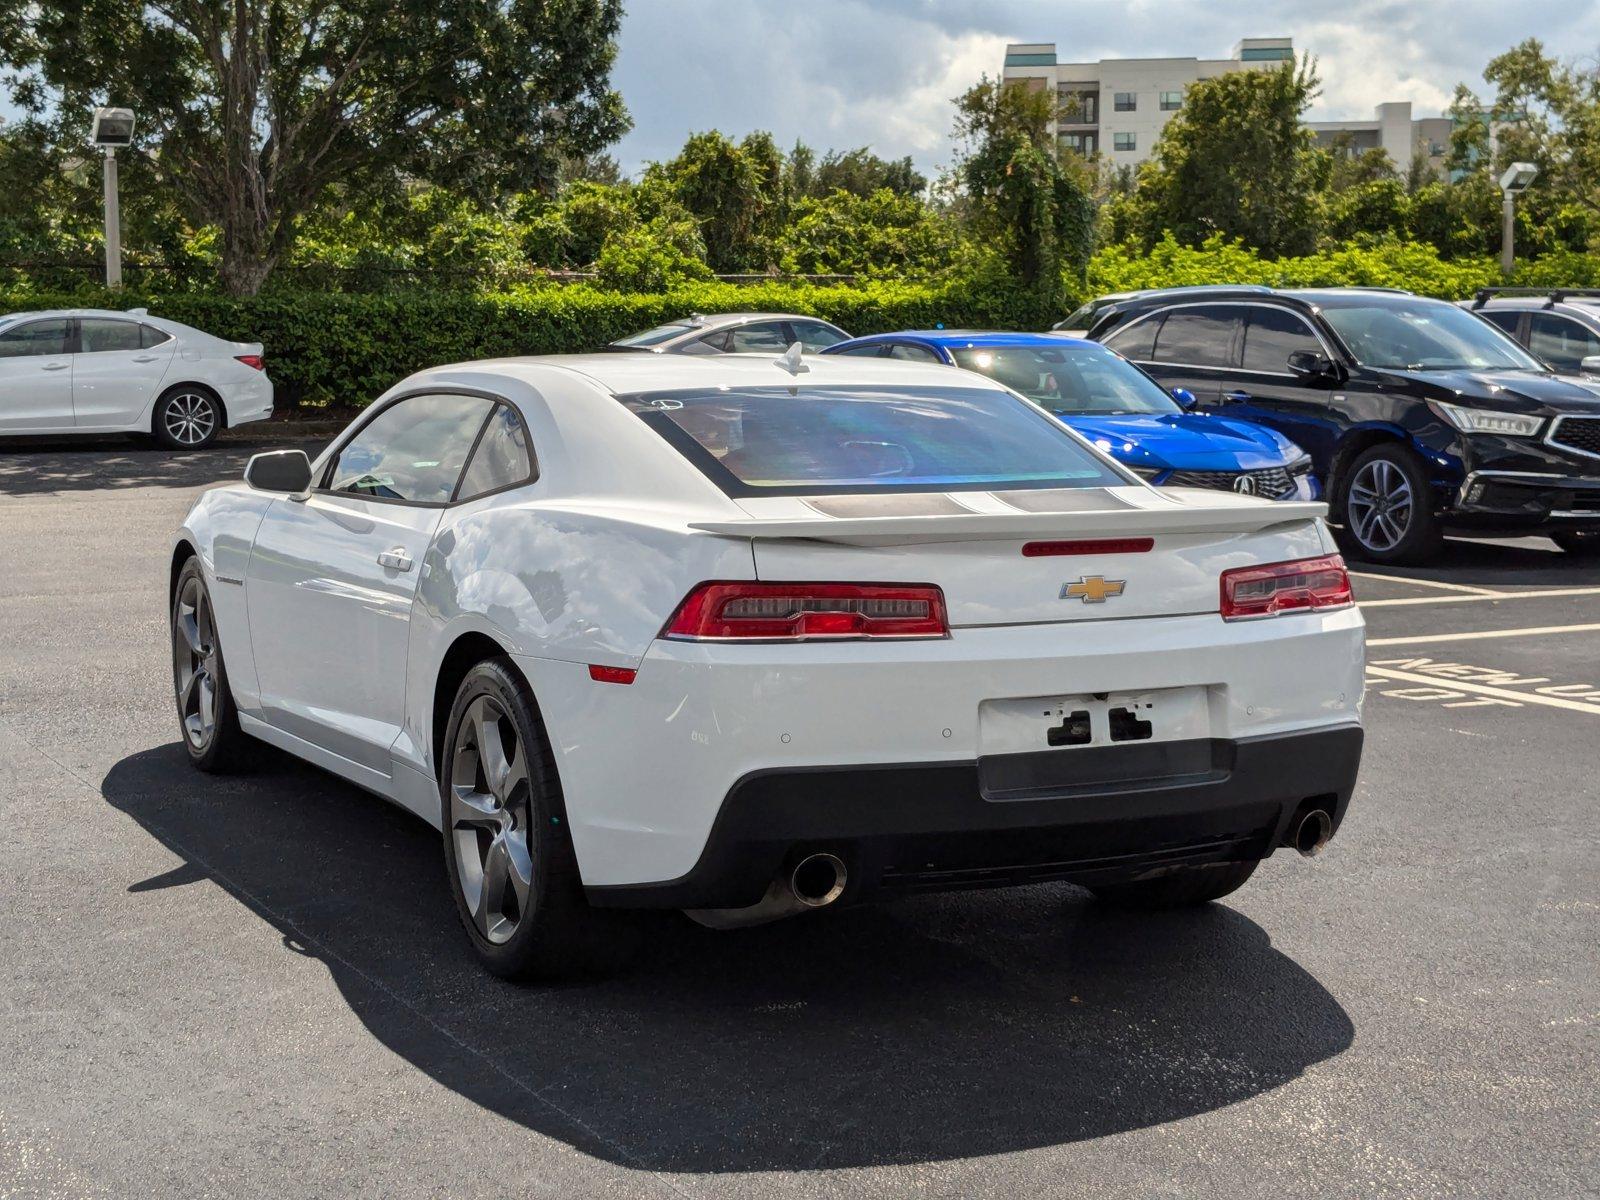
[1335, 443, 1444, 565]
[170, 557, 253, 772]
[152, 384, 222, 450]
[439, 658, 638, 981]
[1090, 860, 1259, 910]
[1552, 531, 1600, 557]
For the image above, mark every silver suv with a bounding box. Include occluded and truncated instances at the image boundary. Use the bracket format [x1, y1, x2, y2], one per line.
[1462, 289, 1600, 382]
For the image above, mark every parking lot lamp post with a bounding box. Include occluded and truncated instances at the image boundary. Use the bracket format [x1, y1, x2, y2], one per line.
[90, 107, 136, 288]
[1498, 162, 1538, 278]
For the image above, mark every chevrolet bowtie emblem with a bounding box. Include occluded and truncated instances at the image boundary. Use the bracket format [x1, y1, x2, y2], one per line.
[1061, 575, 1126, 603]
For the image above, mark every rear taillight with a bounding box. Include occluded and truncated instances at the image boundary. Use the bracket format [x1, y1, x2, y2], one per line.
[1220, 555, 1353, 621]
[663, 581, 949, 641]
[235, 354, 264, 370]
[1023, 537, 1153, 557]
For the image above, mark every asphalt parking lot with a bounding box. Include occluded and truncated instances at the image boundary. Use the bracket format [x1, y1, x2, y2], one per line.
[2, 435, 1597, 1199]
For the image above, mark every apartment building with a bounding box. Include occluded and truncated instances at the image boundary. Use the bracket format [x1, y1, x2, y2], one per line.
[1001, 39, 1295, 166]
[1309, 102, 1454, 176]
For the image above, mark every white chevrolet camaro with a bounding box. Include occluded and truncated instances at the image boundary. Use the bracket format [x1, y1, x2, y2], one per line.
[170, 348, 1365, 978]
[0, 308, 273, 448]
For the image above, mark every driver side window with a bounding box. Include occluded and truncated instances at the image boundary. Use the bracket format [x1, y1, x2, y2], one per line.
[324, 393, 493, 504]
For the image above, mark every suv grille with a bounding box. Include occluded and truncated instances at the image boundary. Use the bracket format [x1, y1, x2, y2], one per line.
[1165, 467, 1296, 499]
[1551, 416, 1600, 457]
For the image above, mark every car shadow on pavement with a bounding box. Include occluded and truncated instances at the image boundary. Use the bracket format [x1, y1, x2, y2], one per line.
[103, 743, 1354, 1174]
[0, 435, 332, 495]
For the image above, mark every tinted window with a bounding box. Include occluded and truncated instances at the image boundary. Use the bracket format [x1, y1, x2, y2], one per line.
[1321, 302, 1543, 371]
[726, 323, 790, 353]
[792, 321, 847, 350]
[887, 343, 940, 362]
[1103, 314, 1160, 360]
[831, 344, 887, 357]
[78, 319, 144, 354]
[619, 385, 1126, 496]
[1476, 310, 1521, 336]
[1241, 307, 1323, 373]
[1151, 307, 1239, 367]
[681, 332, 727, 354]
[457, 403, 535, 500]
[1527, 313, 1600, 373]
[952, 343, 1178, 415]
[0, 318, 70, 358]
[326, 393, 493, 503]
[140, 324, 172, 348]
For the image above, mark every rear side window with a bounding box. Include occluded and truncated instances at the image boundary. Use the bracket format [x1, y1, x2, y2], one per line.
[140, 324, 172, 348]
[1528, 313, 1600, 372]
[456, 403, 535, 500]
[792, 321, 847, 350]
[618, 384, 1126, 497]
[1102, 314, 1160, 360]
[887, 343, 940, 362]
[78, 319, 144, 354]
[1241, 307, 1323, 374]
[831, 344, 887, 358]
[325, 392, 494, 504]
[1152, 307, 1240, 367]
[1476, 310, 1521, 337]
[0, 319, 70, 357]
[725, 323, 790, 353]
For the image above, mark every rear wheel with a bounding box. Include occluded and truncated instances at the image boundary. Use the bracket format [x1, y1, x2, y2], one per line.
[1553, 531, 1600, 557]
[1090, 860, 1258, 909]
[1337, 444, 1443, 564]
[440, 659, 637, 980]
[153, 385, 221, 450]
[171, 558, 252, 772]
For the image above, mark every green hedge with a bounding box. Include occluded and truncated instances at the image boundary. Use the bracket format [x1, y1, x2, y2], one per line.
[0, 280, 1058, 407]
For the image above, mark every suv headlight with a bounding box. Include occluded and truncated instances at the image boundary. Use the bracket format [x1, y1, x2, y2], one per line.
[1429, 400, 1543, 438]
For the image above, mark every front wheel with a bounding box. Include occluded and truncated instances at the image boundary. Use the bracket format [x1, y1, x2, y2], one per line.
[1337, 444, 1443, 564]
[153, 386, 221, 450]
[1553, 531, 1600, 557]
[171, 558, 252, 771]
[1090, 860, 1258, 909]
[440, 659, 638, 980]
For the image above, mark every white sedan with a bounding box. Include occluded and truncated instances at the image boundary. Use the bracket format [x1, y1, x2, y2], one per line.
[170, 348, 1365, 978]
[0, 307, 272, 448]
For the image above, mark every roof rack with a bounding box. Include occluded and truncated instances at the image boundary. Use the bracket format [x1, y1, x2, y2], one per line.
[1469, 287, 1600, 310]
[1337, 286, 1413, 295]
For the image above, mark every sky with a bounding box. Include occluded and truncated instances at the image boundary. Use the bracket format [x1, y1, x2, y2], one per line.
[609, 0, 1600, 177]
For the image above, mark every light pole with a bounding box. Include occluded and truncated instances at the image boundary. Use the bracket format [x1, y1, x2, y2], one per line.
[90, 107, 136, 288]
[1498, 161, 1538, 278]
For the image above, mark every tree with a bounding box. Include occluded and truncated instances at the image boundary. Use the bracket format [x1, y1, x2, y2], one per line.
[1475, 39, 1600, 220]
[778, 188, 956, 276]
[0, 0, 630, 294]
[951, 77, 1094, 305]
[649, 131, 788, 272]
[1131, 58, 1325, 256]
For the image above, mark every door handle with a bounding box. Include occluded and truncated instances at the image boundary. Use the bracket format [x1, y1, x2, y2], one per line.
[377, 547, 414, 572]
[42, 362, 69, 371]
[1222, 390, 1251, 403]
[133, 354, 159, 363]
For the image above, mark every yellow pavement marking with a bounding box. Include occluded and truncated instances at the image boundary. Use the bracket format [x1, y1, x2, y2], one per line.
[1368, 622, 1600, 647]
[1351, 572, 1503, 596]
[1359, 586, 1600, 609]
[1364, 665, 1600, 715]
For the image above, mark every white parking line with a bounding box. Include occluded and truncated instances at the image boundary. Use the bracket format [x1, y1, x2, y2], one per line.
[1360, 586, 1600, 608]
[1351, 572, 1503, 596]
[1365, 665, 1600, 715]
[1368, 623, 1600, 647]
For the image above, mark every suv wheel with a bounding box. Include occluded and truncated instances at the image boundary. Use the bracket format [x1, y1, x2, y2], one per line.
[1338, 444, 1443, 564]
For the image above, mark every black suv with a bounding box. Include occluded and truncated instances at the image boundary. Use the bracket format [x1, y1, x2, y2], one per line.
[1080, 287, 1600, 563]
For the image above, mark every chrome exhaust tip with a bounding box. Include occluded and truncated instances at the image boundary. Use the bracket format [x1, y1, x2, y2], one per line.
[790, 853, 847, 908]
[1291, 808, 1334, 857]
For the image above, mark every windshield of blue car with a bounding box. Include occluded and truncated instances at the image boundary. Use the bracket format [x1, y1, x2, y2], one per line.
[618, 384, 1128, 496]
[1319, 303, 1544, 371]
[950, 344, 1180, 416]
[610, 321, 698, 348]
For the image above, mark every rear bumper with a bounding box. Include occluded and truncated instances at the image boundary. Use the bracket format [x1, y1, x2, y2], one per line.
[587, 725, 1363, 908]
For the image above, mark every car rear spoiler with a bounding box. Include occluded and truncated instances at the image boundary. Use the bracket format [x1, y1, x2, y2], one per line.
[686, 500, 1328, 546]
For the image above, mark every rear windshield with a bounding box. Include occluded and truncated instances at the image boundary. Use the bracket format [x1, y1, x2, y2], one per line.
[610, 322, 696, 348]
[617, 385, 1127, 497]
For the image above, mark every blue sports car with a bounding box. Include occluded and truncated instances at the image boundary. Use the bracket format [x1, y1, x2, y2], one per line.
[823, 330, 1319, 500]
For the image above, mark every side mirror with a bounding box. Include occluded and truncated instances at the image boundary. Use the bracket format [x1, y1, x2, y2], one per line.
[1170, 387, 1198, 409]
[1287, 350, 1337, 382]
[1581, 355, 1600, 376]
[244, 449, 312, 495]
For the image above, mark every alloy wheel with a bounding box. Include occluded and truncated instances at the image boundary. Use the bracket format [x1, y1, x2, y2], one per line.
[172, 575, 219, 749]
[163, 392, 217, 446]
[1346, 459, 1414, 553]
[449, 695, 534, 945]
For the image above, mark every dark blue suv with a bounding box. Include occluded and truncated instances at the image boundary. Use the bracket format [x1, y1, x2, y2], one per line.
[1082, 287, 1600, 563]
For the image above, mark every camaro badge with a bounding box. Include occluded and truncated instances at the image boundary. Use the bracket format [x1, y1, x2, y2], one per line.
[1061, 576, 1126, 603]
